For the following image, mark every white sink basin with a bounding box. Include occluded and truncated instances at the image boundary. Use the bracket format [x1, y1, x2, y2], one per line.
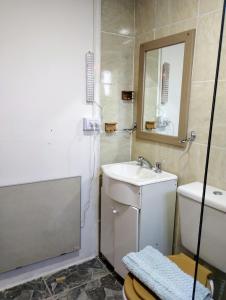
[102, 161, 177, 186]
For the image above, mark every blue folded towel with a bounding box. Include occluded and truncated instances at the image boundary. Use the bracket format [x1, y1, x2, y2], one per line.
[122, 246, 211, 300]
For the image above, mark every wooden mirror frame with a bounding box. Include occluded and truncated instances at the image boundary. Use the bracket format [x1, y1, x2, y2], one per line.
[136, 29, 196, 147]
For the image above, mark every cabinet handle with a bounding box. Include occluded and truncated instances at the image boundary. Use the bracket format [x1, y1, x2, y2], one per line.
[112, 209, 118, 214]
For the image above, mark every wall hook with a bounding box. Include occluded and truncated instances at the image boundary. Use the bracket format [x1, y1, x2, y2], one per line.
[179, 131, 196, 144]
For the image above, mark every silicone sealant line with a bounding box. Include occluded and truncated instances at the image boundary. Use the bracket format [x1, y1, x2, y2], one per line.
[192, 0, 226, 299]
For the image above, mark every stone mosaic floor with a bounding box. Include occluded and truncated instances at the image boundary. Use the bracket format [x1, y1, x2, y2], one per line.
[0, 258, 123, 300]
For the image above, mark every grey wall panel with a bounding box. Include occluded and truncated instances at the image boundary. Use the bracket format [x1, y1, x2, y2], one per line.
[0, 177, 81, 273]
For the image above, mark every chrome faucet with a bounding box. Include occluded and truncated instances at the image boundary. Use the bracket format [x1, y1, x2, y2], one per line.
[137, 156, 162, 173]
[137, 156, 153, 169]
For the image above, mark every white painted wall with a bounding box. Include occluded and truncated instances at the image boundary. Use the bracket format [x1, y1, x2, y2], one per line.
[0, 0, 100, 289]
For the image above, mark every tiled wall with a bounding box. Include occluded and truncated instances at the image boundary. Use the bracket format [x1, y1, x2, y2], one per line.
[132, 0, 226, 190]
[100, 0, 135, 165]
[100, 0, 226, 187]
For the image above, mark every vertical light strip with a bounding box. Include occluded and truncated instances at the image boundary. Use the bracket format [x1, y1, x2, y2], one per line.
[86, 51, 94, 103]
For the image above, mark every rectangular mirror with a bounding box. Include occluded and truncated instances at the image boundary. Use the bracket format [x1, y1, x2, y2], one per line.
[137, 30, 196, 147]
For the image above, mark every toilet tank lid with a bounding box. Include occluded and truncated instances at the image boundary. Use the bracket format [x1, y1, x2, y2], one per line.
[177, 182, 226, 213]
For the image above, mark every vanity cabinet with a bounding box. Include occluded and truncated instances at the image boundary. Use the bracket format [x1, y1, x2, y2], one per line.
[100, 174, 177, 278]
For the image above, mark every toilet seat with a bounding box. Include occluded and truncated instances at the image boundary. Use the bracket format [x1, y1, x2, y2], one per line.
[124, 273, 157, 299]
[123, 253, 212, 300]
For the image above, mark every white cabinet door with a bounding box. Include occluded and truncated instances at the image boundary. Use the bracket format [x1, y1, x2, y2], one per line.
[139, 180, 177, 255]
[100, 188, 114, 265]
[113, 202, 139, 278]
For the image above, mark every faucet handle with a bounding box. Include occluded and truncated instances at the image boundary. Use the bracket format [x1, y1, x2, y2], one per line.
[155, 162, 161, 173]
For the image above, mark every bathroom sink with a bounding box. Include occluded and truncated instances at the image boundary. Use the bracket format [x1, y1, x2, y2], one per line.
[101, 161, 177, 279]
[102, 161, 177, 186]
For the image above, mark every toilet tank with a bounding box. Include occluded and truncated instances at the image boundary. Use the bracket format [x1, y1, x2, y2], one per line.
[178, 182, 226, 272]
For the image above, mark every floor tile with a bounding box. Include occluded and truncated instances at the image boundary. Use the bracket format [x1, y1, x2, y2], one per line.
[45, 267, 92, 295]
[100, 275, 122, 291]
[44, 258, 109, 295]
[86, 286, 106, 299]
[77, 258, 109, 281]
[0, 258, 123, 300]
[0, 278, 50, 300]
[54, 274, 123, 300]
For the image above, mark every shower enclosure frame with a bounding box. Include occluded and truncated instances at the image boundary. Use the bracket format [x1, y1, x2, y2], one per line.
[192, 0, 226, 298]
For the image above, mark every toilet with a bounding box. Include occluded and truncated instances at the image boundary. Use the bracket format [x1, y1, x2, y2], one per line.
[123, 181, 225, 299]
[178, 181, 226, 273]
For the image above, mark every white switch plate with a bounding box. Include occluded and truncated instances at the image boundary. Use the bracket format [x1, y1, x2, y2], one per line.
[83, 118, 100, 132]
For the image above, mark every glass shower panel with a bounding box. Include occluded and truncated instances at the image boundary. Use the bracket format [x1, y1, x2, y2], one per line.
[194, 1, 226, 299]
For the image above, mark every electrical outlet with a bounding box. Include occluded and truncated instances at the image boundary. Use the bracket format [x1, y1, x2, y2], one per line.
[94, 121, 100, 131]
[83, 118, 100, 132]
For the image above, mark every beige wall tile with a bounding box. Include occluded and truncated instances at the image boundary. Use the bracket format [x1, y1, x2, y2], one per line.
[180, 142, 207, 184]
[199, 0, 223, 15]
[133, 31, 155, 121]
[101, 33, 134, 86]
[155, 18, 197, 40]
[224, 17, 226, 37]
[101, 133, 131, 165]
[101, 91, 134, 130]
[135, 30, 155, 45]
[132, 135, 159, 162]
[101, 0, 135, 36]
[101, 0, 135, 166]
[192, 11, 221, 81]
[155, 0, 198, 29]
[101, 81, 134, 127]
[133, 0, 225, 183]
[101, 0, 226, 185]
[135, 0, 155, 34]
[119, 101, 134, 130]
[155, 0, 170, 28]
[188, 82, 214, 145]
[168, 18, 197, 35]
[134, 30, 155, 80]
[132, 0, 226, 253]
[208, 146, 226, 189]
[219, 37, 226, 80]
[132, 135, 183, 179]
[169, 0, 198, 23]
[101, 33, 134, 133]
[101, 84, 119, 125]
[154, 26, 170, 39]
[134, 31, 155, 78]
[211, 81, 226, 148]
[132, 135, 207, 185]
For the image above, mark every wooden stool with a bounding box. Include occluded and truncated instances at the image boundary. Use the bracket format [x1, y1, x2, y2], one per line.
[124, 253, 212, 300]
